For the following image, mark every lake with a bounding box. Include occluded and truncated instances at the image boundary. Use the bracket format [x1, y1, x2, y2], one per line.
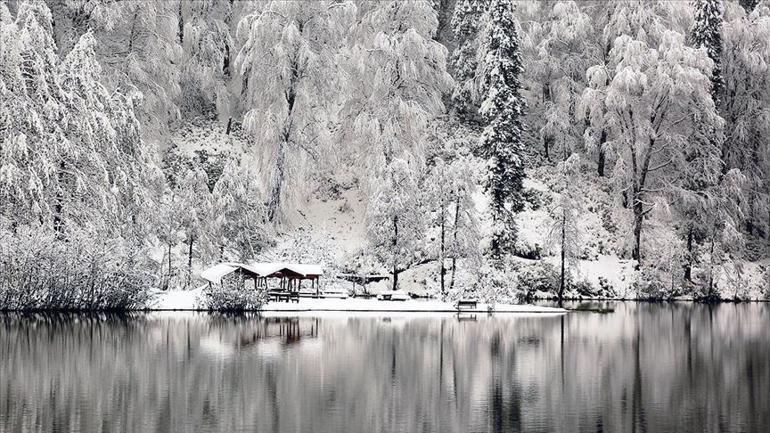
[1, 302, 768, 433]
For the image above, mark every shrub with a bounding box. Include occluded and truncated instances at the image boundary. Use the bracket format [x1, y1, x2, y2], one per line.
[597, 276, 617, 298]
[200, 273, 267, 311]
[471, 263, 527, 304]
[0, 227, 153, 311]
[513, 241, 542, 260]
[516, 262, 559, 300]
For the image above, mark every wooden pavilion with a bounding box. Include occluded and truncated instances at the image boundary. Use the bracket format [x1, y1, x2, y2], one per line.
[201, 262, 324, 297]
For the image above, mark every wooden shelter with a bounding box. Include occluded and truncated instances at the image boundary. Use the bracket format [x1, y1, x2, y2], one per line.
[201, 262, 324, 296]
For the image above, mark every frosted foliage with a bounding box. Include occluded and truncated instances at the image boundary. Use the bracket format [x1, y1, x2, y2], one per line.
[0, 2, 157, 239]
[72, 0, 183, 136]
[236, 1, 355, 222]
[341, 0, 452, 183]
[211, 161, 271, 261]
[547, 154, 583, 275]
[526, 1, 595, 161]
[179, 0, 234, 119]
[478, 0, 527, 261]
[602, 27, 722, 264]
[450, 0, 488, 114]
[366, 159, 426, 280]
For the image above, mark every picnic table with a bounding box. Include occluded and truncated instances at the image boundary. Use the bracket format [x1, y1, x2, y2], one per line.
[268, 291, 300, 303]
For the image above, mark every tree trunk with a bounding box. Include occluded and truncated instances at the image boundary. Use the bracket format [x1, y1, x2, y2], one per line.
[434, 0, 455, 47]
[597, 129, 607, 177]
[449, 196, 461, 293]
[266, 53, 299, 222]
[187, 235, 194, 269]
[167, 243, 173, 291]
[392, 215, 399, 292]
[128, 11, 139, 53]
[632, 193, 644, 269]
[53, 161, 66, 236]
[439, 206, 446, 295]
[543, 82, 552, 162]
[558, 210, 566, 307]
[708, 231, 716, 299]
[267, 138, 286, 222]
[684, 226, 694, 283]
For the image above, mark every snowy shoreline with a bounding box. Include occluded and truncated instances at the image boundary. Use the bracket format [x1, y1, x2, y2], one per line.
[149, 289, 566, 314]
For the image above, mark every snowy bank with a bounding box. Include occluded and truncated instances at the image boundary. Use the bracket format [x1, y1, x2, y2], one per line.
[148, 289, 565, 314]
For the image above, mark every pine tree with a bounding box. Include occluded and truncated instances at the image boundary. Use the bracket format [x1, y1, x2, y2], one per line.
[450, 0, 488, 117]
[478, 0, 527, 263]
[691, 0, 725, 100]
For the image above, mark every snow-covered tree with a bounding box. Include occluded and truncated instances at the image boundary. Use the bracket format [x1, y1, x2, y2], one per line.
[477, 0, 527, 263]
[425, 151, 482, 296]
[720, 5, 770, 241]
[212, 161, 272, 261]
[525, 1, 595, 163]
[691, 0, 725, 99]
[342, 0, 452, 172]
[236, 1, 354, 223]
[449, 0, 488, 117]
[176, 167, 213, 284]
[547, 153, 583, 306]
[604, 31, 722, 268]
[178, 0, 242, 126]
[366, 159, 426, 291]
[0, 2, 157, 239]
[65, 0, 183, 137]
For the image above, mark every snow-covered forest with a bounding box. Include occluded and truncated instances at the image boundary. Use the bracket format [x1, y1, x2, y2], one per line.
[1, 0, 770, 309]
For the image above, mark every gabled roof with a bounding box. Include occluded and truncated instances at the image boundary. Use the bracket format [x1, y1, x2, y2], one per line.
[200, 263, 238, 284]
[200, 262, 324, 284]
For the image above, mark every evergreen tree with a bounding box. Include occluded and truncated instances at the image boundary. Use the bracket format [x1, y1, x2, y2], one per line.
[450, 0, 487, 117]
[478, 0, 527, 263]
[691, 0, 725, 100]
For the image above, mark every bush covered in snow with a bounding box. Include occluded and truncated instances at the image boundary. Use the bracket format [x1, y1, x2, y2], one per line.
[0, 227, 153, 311]
[515, 261, 559, 300]
[199, 274, 267, 311]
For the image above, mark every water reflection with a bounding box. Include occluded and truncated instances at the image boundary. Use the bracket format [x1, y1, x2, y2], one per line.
[1, 303, 768, 433]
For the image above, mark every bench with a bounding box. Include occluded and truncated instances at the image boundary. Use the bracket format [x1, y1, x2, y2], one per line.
[269, 291, 300, 303]
[456, 299, 478, 310]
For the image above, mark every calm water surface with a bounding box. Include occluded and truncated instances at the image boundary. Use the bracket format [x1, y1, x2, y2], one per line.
[1, 302, 769, 433]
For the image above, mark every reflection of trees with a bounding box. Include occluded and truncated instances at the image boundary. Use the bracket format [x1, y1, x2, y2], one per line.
[0, 306, 769, 432]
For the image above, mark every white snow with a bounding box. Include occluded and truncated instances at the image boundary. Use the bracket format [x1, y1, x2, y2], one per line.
[199, 264, 238, 284]
[149, 287, 204, 310]
[148, 289, 565, 313]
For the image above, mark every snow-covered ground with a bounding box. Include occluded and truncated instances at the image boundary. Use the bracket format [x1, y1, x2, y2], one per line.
[148, 289, 566, 314]
[148, 287, 204, 310]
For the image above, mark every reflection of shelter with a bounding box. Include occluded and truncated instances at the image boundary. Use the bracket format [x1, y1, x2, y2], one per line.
[201, 262, 324, 298]
[238, 318, 320, 347]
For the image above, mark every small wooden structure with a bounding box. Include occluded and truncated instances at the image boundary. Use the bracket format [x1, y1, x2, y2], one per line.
[456, 299, 478, 310]
[201, 262, 324, 298]
[337, 273, 389, 297]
